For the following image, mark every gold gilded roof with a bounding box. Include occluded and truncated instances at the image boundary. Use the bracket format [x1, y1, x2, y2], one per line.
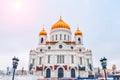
[51, 16, 70, 30]
[74, 28, 82, 36]
[39, 28, 47, 36]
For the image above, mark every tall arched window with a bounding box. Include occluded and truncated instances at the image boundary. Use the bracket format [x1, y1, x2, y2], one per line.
[78, 37, 81, 43]
[58, 68, 64, 78]
[46, 68, 51, 78]
[41, 38, 44, 43]
[71, 55, 74, 63]
[71, 69, 75, 78]
[48, 55, 50, 63]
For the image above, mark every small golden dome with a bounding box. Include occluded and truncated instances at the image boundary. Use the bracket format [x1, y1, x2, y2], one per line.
[51, 16, 71, 30]
[39, 28, 47, 36]
[74, 28, 82, 36]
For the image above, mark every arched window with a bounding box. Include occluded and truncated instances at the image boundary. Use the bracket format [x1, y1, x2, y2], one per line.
[71, 69, 75, 78]
[58, 68, 64, 78]
[41, 38, 44, 43]
[46, 68, 51, 78]
[78, 37, 81, 43]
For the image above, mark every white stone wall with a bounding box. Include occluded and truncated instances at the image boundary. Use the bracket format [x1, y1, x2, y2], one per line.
[29, 27, 93, 78]
[50, 28, 71, 42]
[75, 35, 83, 45]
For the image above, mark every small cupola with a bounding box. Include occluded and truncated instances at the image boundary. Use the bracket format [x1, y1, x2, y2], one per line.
[39, 28, 47, 36]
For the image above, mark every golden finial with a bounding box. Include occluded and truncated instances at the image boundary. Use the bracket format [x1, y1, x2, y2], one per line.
[42, 24, 45, 30]
[76, 24, 79, 30]
[60, 16, 62, 20]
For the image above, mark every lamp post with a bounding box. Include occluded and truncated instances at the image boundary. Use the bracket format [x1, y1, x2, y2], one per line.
[100, 57, 107, 80]
[12, 56, 19, 80]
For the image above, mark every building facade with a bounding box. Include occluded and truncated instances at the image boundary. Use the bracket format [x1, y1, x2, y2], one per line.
[29, 17, 93, 78]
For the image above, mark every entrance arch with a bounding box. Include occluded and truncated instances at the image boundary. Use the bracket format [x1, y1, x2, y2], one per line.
[46, 68, 51, 78]
[58, 68, 64, 78]
[71, 68, 75, 78]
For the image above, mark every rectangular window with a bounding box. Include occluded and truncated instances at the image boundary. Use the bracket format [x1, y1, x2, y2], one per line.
[68, 35, 69, 41]
[63, 55, 64, 63]
[57, 55, 59, 63]
[57, 55, 64, 63]
[60, 34, 62, 40]
[71, 55, 74, 63]
[64, 35, 66, 40]
[39, 57, 42, 65]
[32, 59, 35, 65]
[61, 55, 64, 63]
[87, 58, 89, 65]
[48, 55, 50, 63]
[52, 35, 54, 41]
[80, 57, 82, 65]
[60, 55, 61, 63]
[53, 35, 54, 41]
[56, 34, 57, 40]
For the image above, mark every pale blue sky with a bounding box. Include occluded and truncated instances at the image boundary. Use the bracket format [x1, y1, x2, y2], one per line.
[0, 0, 120, 71]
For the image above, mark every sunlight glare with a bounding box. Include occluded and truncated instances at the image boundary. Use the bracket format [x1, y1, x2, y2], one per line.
[12, 1, 23, 11]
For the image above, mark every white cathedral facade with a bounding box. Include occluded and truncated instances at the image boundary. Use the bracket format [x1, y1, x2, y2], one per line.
[29, 17, 93, 79]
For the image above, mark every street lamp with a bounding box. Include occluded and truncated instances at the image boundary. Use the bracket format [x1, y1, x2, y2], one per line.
[12, 56, 19, 80]
[100, 57, 107, 80]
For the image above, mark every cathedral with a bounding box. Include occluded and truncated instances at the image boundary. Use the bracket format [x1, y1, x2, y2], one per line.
[29, 17, 93, 79]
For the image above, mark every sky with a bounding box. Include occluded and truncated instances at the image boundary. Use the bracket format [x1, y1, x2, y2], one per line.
[0, 0, 120, 71]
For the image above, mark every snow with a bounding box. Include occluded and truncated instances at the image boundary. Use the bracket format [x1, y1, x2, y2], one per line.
[0, 75, 38, 80]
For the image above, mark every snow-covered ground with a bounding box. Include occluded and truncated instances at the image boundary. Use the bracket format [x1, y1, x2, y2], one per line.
[0, 75, 38, 80]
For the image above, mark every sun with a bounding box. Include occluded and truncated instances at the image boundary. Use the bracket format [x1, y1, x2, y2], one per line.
[12, 1, 23, 11]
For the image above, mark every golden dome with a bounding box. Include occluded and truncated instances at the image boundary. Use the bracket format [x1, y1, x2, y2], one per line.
[74, 28, 82, 36]
[39, 28, 47, 36]
[51, 16, 71, 30]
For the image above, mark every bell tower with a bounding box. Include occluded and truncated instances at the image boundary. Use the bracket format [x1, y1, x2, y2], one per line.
[74, 28, 83, 45]
[39, 28, 47, 45]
